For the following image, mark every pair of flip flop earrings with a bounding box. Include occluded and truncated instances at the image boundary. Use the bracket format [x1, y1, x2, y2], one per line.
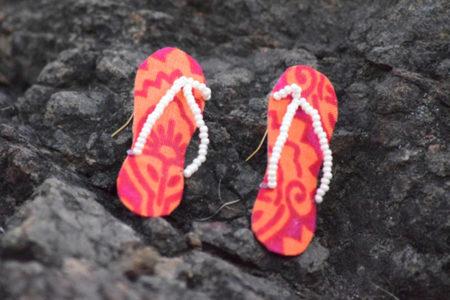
[116, 48, 338, 256]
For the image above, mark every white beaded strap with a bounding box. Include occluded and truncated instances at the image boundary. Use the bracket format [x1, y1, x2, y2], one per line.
[127, 76, 211, 178]
[268, 83, 333, 204]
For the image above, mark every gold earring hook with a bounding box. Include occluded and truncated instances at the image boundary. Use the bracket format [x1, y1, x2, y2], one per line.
[111, 113, 134, 138]
[245, 129, 268, 162]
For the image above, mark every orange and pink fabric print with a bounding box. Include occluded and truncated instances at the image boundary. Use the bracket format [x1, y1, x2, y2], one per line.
[252, 66, 338, 256]
[116, 48, 337, 257]
[117, 48, 207, 217]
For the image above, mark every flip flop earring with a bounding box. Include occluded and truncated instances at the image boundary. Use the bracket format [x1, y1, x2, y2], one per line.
[117, 48, 211, 217]
[251, 66, 338, 256]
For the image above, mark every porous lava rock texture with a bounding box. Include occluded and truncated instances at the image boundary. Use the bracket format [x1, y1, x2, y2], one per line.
[0, 0, 449, 299]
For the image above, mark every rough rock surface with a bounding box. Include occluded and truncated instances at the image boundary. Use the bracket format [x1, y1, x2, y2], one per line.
[0, 0, 449, 299]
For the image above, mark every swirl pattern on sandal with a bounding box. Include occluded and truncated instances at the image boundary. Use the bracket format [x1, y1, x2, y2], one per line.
[117, 48, 207, 217]
[252, 66, 338, 256]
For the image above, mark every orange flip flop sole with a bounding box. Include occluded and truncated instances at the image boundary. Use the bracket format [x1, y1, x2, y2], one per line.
[117, 47, 206, 217]
[251, 66, 338, 256]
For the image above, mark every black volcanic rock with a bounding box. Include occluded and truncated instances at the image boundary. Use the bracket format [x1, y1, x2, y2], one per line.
[0, 0, 448, 299]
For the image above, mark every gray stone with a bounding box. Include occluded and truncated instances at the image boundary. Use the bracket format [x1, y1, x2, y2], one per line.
[1, 178, 141, 266]
[0, 0, 448, 299]
[292, 240, 329, 274]
[44, 91, 101, 125]
[183, 251, 299, 300]
[141, 217, 188, 255]
[37, 48, 97, 87]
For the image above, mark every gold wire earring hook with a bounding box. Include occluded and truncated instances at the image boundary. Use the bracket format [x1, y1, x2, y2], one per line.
[111, 113, 134, 138]
[245, 129, 268, 162]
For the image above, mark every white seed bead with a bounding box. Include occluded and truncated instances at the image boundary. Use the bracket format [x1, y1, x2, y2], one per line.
[199, 132, 208, 139]
[268, 170, 277, 177]
[268, 182, 276, 189]
[269, 157, 278, 164]
[321, 178, 330, 185]
[199, 149, 207, 156]
[324, 173, 332, 180]
[146, 121, 155, 129]
[143, 117, 153, 125]
[198, 155, 206, 163]
[153, 105, 162, 113]
[323, 166, 332, 173]
[322, 185, 330, 192]
[200, 125, 208, 133]
[186, 98, 196, 105]
[196, 120, 205, 128]
[323, 149, 332, 156]
[160, 94, 171, 103]
[318, 132, 327, 139]
[137, 136, 146, 143]
[270, 163, 278, 170]
[315, 195, 323, 203]
[316, 189, 325, 196]
[184, 169, 192, 178]
[153, 109, 163, 118]
[167, 89, 176, 98]
[199, 144, 207, 150]
[141, 127, 151, 135]
[201, 138, 210, 145]
[324, 161, 332, 168]
[148, 112, 158, 119]
[314, 128, 323, 135]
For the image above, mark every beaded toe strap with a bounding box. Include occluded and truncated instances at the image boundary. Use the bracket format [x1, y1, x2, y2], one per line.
[267, 83, 333, 203]
[127, 76, 211, 178]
